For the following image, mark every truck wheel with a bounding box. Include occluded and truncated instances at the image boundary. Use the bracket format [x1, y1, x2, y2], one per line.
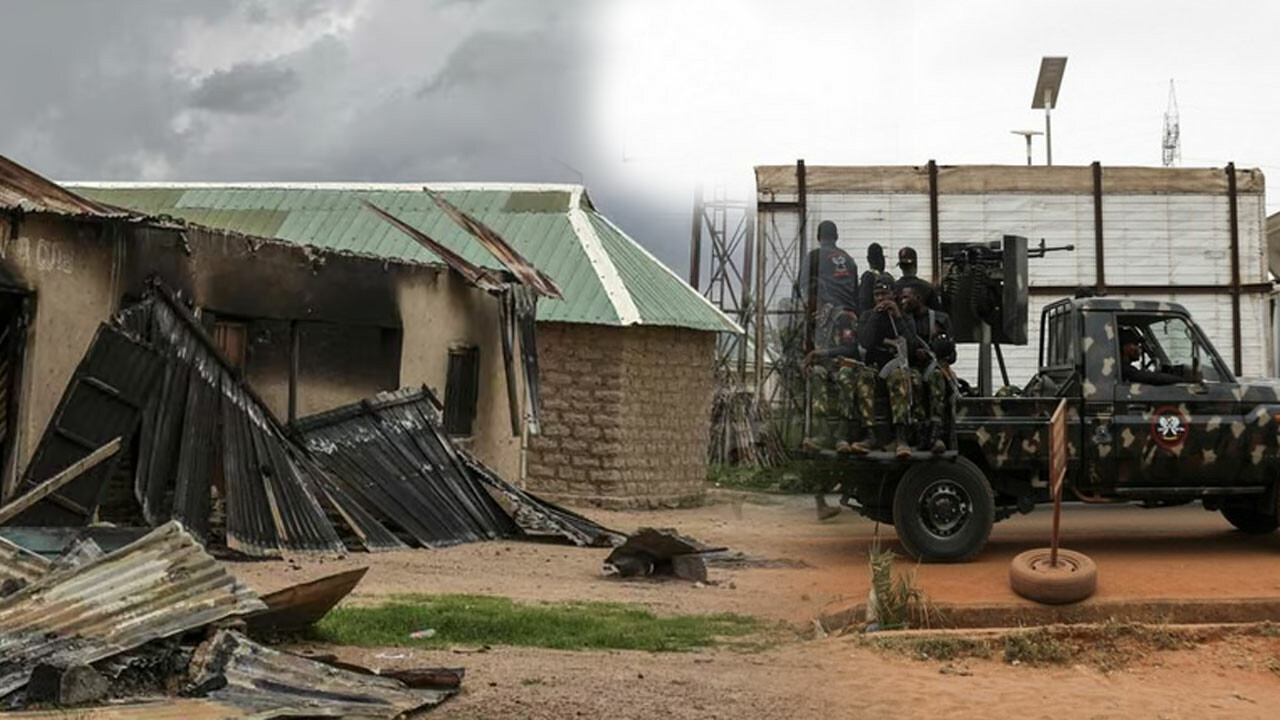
[891, 458, 994, 562]
[1010, 548, 1097, 604]
[1220, 504, 1280, 534]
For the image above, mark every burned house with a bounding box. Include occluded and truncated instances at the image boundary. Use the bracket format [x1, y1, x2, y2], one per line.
[51, 180, 736, 509]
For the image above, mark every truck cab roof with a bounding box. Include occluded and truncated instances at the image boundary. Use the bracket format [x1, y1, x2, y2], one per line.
[1051, 297, 1191, 315]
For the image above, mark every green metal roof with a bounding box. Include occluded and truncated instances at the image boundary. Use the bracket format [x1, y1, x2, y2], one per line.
[71, 183, 738, 333]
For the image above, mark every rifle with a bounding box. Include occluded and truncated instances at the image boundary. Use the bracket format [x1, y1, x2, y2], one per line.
[878, 313, 913, 418]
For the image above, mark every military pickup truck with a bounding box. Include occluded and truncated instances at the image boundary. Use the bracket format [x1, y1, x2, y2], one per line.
[835, 296, 1280, 562]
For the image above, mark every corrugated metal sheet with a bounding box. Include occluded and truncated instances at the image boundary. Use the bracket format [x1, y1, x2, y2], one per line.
[7, 325, 162, 526]
[0, 536, 50, 588]
[187, 630, 452, 717]
[117, 292, 349, 557]
[0, 521, 265, 697]
[296, 388, 520, 548]
[296, 387, 620, 549]
[0, 156, 126, 217]
[70, 184, 734, 331]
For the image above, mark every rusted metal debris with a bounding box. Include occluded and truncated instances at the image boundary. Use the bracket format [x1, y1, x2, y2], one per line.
[425, 190, 564, 299]
[0, 155, 128, 218]
[247, 567, 369, 635]
[186, 629, 454, 717]
[0, 521, 265, 698]
[363, 200, 508, 293]
[461, 448, 623, 548]
[604, 528, 726, 581]
[0, 536, 49, 595]
[297, 387, 621, 549]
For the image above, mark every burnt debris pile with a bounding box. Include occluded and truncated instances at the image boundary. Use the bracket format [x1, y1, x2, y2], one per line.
[0, 522, 459, 715]
[0, 285, 618, 558]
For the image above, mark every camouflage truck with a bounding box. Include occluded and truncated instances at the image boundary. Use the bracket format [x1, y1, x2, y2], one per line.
[836, 295, 1280, 562]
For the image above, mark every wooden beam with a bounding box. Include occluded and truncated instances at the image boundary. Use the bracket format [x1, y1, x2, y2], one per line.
[0, 437, 122, 525]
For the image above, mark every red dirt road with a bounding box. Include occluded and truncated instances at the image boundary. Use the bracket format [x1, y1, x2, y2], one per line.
[232, 492, 1280, 627]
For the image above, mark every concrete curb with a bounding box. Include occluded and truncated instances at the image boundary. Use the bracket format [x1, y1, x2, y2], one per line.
[818, 596, 1280, 632]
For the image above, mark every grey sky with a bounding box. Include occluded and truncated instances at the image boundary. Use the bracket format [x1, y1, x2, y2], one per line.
[3, 0, 1279, 280]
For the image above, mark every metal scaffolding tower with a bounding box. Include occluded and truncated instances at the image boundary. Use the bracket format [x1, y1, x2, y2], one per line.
[689, 184, 755, 380]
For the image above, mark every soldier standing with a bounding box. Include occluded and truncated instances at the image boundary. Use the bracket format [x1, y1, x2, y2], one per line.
[859, 278, 920, 459]
[894, 246, 943, 311]
[858, 243, 892, 314]
[799, 221, 859, 341]
[901, 285, 955, 453]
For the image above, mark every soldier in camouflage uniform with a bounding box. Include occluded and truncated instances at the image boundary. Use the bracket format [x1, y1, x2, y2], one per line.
[803, 305, 876, 455]
[901, 285, 955, 453]
[859, 278, 920, 459]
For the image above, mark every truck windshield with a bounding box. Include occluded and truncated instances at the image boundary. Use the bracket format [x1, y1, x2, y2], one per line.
[1125, 316, 1225, 383]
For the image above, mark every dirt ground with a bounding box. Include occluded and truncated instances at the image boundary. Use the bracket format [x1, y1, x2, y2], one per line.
[228, 492, 1280, 719]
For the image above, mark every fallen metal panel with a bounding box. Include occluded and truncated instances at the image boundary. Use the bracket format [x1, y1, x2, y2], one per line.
[0, 521, 265, 698]
[118, 291, 347, 556]
[187, 630, 452, 717]
[427, 190, 564, 299]
[364, 200, 507, 293]
[247, 567, 368, 635]
[460, 449, 623, 548]
[0, 439, 120, 526]
[296, 388, 519, 548]
[7, 326, 162, 526]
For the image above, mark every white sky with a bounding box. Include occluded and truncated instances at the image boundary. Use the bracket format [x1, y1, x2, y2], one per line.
[594, 0, 1280, 218]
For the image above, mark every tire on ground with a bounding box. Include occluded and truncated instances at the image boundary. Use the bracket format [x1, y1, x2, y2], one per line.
[1010, 548, 1097, 604]
[891, 457, 994, 563]
[1220, 503, 1280, 535]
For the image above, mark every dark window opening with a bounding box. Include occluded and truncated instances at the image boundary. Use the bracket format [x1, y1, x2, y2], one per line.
[444, 345, 480, 437]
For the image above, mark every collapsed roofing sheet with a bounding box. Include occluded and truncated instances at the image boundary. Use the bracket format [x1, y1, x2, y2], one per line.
[6, 325, 161, 526]
[0, 521, 265, 698]
[295, 388, 521, 548]
[188, 630, 453, 717]
[461, 450, 622, 548]
[296, 388, 620, 549]
[118, 289, 351, 556]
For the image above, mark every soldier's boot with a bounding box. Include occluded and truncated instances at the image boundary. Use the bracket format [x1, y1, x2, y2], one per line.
[926, 421, 947, 454]
[848, 428, 874, 455]
[893, 425, 913, 459]
[814, 493, 841, 521]
[834, 419, 853, 454]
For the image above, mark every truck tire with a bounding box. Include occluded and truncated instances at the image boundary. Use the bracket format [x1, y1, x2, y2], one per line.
[1010, 548, 1097, 604]
[891, 458, 994, 562]
[1220, 504, 1280, 534]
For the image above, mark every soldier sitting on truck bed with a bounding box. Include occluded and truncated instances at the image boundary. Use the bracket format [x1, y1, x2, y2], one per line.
[803, 305, 877, 456]
[859, 278, 920, 459]
[1119, 326, 1186, 386]
[901, 285, 955, 453]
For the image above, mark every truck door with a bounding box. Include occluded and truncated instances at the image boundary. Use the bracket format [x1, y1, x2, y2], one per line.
[1110, 313, 1241, 488]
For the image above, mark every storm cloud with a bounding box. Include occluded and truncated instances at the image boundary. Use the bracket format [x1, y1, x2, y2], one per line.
[189, 60, 302, 113]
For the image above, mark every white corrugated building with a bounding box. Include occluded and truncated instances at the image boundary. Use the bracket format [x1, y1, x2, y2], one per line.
[756, 163, 1271, 384]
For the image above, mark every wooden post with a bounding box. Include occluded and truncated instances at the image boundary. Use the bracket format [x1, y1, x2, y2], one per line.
[288, 320, 300, 423]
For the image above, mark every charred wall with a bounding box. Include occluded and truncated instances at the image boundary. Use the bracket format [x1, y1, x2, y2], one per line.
[398, 270, 522, 482]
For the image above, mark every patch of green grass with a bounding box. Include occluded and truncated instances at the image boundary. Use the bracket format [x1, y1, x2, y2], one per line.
[309, 594, 770, 653]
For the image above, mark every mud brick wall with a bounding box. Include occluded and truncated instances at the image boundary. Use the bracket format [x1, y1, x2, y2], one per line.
[527, 322, 715, 508]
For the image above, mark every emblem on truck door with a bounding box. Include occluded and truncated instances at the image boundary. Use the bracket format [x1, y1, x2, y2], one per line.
[1151, 406, 1189, 449]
